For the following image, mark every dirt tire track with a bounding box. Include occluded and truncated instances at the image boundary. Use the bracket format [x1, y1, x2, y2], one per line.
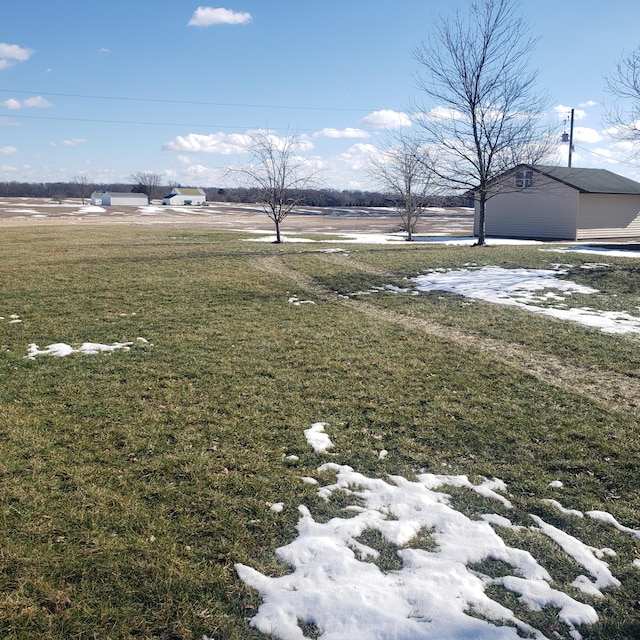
[255, 254, 640, 413]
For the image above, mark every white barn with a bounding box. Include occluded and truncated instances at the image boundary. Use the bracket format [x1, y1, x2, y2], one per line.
[475, 165, 640, 240]
[91, 192, 149, 206]
[162, 187, 206, 206]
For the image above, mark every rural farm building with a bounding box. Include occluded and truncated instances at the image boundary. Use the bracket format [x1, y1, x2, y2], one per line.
[162, 187, 206, 206]
[474, 165, 640, 240]
[91, 192, 149, 206]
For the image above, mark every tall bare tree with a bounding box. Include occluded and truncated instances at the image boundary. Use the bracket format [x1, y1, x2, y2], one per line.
[413, 0, 552, 245]
[606, 47, 640, 146]
[231, 130, 319, 243]
[130, 171, 162, 204]
[368, 132, 434, 241]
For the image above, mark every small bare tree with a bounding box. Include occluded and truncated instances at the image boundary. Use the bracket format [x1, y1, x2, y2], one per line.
[606, 47, 640, 147]
[368, 132, 434, 241]
[73, 175, 90, 204]
[130, 171, 162, 204]
[413, 0, 552, 245]
[231, 130, 319, 243]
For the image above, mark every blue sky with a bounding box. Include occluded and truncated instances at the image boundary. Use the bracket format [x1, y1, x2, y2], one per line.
[1, 0, 640, 190]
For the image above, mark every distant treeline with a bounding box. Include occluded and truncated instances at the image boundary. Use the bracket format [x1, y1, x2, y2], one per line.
[0, 181, 473, 208]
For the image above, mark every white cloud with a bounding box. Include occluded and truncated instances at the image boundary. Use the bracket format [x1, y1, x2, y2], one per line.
[554, 104, 587, 121]
[188, 6, 252, 27]
[0, 146, 17, 155]
[573, 127, 602, 144]
[23, 96, 53, 108]
[0, 42, 33, 70]
[163, 132, 249, 154]
[2, 99, 21, 110]
[314, 127, 369, 139]
[61, 138, 87, 147]
[334, 143, 378, 174]
[3, 96, 53, 110]
[359, 110, 411, 129]
[99, 47, 111, 54]
[165, 130, 314, 155]
[424, 105, 465, 122]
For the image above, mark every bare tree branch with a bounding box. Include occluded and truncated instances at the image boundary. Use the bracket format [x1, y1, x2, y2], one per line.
[605, 47, 640, 148]
[368, 131, 435, 240]
[130, 171, 162, 204]
[229, 130, 320, 243]
[412, 0, 553, 245]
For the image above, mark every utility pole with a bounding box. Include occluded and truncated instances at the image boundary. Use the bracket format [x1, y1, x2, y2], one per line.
[561, 109, 575, 167]
[568, 108, 574, 167]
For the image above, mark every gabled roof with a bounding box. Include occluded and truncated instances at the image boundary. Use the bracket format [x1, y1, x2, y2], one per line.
[170, 187, 205, 196]
[519, 165, 640, 195]
[104, 192, 148, 198]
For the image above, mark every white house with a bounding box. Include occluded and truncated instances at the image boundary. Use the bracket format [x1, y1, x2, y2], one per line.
[91, 192, 149, 206]
[162, 187, 206, 206]
[474, 165, 640, 240]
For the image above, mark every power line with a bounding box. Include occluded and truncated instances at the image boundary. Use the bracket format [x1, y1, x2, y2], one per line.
[1, 112, 328, 133]
[0, 88, 375, 113]
[575, 143, 640, 168]
[3, 113, 253, 130]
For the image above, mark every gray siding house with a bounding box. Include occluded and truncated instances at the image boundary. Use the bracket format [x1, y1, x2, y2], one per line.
[474, 165, 640, 240]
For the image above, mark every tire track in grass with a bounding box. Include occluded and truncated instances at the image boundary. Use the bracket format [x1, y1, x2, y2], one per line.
[255, 254, 640, 414]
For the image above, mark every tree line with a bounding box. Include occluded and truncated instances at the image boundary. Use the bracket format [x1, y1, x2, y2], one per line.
[0, 180, 472, 209]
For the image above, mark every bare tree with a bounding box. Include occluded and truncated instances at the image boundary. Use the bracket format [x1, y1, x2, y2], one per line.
[230, 130, 319, 243]
[130, 171, 162, 204]
[413, 0, 552, 245]
[605, 47, 640, 146]
[368, 132, 434, 241]
[73, 175, 90, 204]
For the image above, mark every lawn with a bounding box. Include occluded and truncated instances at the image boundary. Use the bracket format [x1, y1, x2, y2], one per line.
[0, 224, 638, 639]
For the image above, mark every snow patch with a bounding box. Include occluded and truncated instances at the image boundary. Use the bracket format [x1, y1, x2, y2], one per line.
[304, 422, 333, 453]
[26, 337, 150, 359]
[235, 464, 626, 640]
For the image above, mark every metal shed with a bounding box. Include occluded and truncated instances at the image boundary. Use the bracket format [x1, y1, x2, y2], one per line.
[97, 192, 149, 206]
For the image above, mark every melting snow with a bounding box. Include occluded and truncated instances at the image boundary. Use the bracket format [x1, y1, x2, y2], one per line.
[288, 295, 316, 306]
[303, 422, 333, 453]
[235, 462, 634, 640]
[25, 337, 150, 359]
[411, 265, 640, 335]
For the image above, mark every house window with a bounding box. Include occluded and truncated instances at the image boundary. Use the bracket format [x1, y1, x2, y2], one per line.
[516, 170, 533, 188]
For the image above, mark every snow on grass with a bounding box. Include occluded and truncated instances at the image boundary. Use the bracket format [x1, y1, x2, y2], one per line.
[25, 337, 150, 359]
[546, 246, 640, 259]
[584, 511, 640, 539]
[233, 421, 640, 639]
[530, 514, 620, 597]
[543, 499, 640, 539]
[235, 458, 637, 640]
[76, 205, 106, 214]
[288, 295, 316, 306]
[410, 265, 640, 335]
[303, 422, 333, 453]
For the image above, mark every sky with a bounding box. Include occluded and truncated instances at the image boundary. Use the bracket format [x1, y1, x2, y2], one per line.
[2, 0, 640, 191]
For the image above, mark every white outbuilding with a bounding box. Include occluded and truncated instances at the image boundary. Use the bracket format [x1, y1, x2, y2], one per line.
[91, 192, 149, 206]
[475, 165, 640, 240]
[162, 187, 206, 206]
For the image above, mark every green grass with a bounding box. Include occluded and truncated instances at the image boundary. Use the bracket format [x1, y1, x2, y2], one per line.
[0, 225, 639, 639]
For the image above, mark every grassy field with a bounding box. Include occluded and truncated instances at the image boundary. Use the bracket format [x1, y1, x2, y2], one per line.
[0, 224, 638, 639]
